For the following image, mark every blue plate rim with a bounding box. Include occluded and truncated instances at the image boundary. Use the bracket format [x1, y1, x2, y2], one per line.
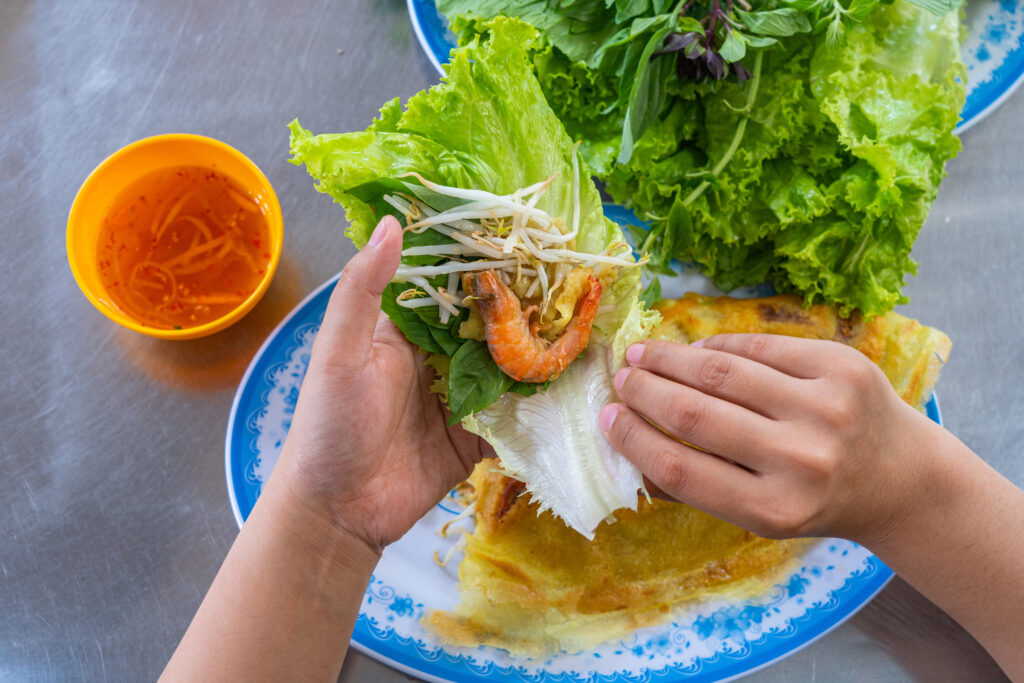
[345, 557, 893, 683]
[958, 54, 1024, 133]
[223, 272, 341, 529]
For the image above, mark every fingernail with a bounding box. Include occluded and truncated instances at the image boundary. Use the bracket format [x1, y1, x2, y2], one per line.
[690, 338, 706, 348]
[367, 217, 391, 248]
[599, 404, 621, 433]
[625, 343, 645, 365]
[614, 367, 631, 393]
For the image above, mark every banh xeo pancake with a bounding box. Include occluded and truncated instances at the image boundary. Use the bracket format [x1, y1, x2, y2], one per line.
[651, 293, 951, 412]
[424, 293, 951, 656]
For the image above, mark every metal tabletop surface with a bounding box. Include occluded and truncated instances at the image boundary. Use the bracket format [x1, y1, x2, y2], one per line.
[1, 1, 1020, 681]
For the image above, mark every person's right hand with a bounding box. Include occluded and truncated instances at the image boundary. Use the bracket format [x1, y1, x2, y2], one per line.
[598, 334, 950, 546]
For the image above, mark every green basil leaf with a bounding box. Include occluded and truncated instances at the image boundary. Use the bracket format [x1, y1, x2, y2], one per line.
[615, 0, 652, 24]
[640, 276, 662, 307]
[396, 179, 471, 213]
[428, 322, 464, 356]
[400, 227, 456, 266]
[665, 194, 693, 253]
[743, 34, 778, 48]
[718, 30, 747, 63]
[615, 30, 652, 110]
[617, 24, 676, 164]
[628, 14, 674, 38]
[447, 340, 516, 424]
[508, 381, 542, 397]
[782, 0, 822, 11]
[379, 283, 446, 354]
[676, 16, 704, 33]
[736, 8, 812, 36]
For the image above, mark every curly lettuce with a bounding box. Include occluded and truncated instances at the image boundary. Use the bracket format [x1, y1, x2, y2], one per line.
[438, 1, 966, 317]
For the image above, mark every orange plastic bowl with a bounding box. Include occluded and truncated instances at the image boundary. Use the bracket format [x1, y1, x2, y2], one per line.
[67, 134, 283, 340]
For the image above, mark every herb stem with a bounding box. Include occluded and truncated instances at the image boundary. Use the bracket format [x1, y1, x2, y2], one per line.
[681, 49, 764, 207]
[640, 222, 663, 253]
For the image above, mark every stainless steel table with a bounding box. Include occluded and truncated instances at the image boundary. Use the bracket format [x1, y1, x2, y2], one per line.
[1, 1, 1018, 680]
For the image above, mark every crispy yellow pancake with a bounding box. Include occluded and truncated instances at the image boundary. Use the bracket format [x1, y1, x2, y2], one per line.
[424, 294, 951, 656]
[651, 293, 951, 411]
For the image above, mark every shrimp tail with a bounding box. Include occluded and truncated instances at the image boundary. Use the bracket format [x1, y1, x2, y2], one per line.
[463, 270, 602, 383]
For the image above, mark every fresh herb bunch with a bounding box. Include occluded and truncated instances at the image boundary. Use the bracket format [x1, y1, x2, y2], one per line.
[445, 0, 960, 167]
[612, 0, 816, 166]
[439, 0, 966, 317]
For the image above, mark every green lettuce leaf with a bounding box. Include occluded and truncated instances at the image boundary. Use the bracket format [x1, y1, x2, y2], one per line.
[605, 1, 964, 315]
[289, 17, 659, 536]
[464, 264, 660, 538]
[439, 1, 965, 317]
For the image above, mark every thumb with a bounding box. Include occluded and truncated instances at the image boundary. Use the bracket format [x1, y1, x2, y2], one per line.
[319, 215, 403, 367]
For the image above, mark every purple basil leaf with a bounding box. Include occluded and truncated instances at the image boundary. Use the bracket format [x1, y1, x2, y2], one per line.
[733, 60, 752, 81]
[655, 31, 699, 55]
[705, 51, 726, 80]
[676, 52, 705, 81]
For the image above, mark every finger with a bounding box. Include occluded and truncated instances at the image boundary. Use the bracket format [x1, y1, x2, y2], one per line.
[625, 340, 803, 419]
[444, 409, 496, 476]
[599, 403, 761, 523]
[374, 310, 413, 348]
[691, 333, 842, 379]
[614, 366, 777, 470]
[318, 216, 402, 368]
[640, 476, 674, 503]
[447, 421, 496, 459]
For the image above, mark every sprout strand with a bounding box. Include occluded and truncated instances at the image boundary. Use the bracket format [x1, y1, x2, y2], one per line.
[385, 147, 641, 333]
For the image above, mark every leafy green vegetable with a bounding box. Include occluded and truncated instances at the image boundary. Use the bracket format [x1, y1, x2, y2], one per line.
[288, 17, 645, 416]
[445, 340, 543, 424]
[379, 283, 448, 355]
[437, 0, 966, 316]
[736, 8, 811, 36]
[446, 341, 516, 424]
[291, 17, 661, 536]
[618, 24, 677, 164]
[441, 0, 813, 156]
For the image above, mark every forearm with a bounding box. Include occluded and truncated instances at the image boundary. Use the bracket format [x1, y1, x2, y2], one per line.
[866, 424, 1024, 680]
[161, 471, 380, 682]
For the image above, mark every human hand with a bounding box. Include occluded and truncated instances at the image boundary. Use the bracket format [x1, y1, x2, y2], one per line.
[599, 334, 945, 545]
[271, 216, 490, 555]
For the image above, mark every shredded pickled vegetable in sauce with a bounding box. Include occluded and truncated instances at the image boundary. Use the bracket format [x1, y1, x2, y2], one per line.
[96, 166, 272, 330]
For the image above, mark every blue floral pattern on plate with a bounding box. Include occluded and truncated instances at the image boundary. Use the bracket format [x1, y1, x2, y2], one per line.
[225, 205, 942, 682]
[407, 0, 1024, 132]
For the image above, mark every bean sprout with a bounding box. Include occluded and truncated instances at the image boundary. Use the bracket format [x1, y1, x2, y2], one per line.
[383, 146, 644, 320]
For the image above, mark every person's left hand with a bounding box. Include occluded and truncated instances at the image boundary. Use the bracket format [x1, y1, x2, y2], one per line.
[271, 215, 490, 555]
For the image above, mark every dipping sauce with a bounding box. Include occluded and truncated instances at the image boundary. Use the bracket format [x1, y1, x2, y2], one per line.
[96, 165, 273, 330]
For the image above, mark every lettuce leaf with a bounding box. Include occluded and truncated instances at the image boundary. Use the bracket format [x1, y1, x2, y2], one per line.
[439, 1, 965, 317]
[289, 17, 659, 537]
[464, 265, 659, 537]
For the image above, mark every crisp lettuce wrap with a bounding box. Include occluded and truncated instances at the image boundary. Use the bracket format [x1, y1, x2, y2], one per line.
[289, 18, 660, 538]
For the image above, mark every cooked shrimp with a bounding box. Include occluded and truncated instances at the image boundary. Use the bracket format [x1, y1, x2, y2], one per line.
[463, 269, 602, 383]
